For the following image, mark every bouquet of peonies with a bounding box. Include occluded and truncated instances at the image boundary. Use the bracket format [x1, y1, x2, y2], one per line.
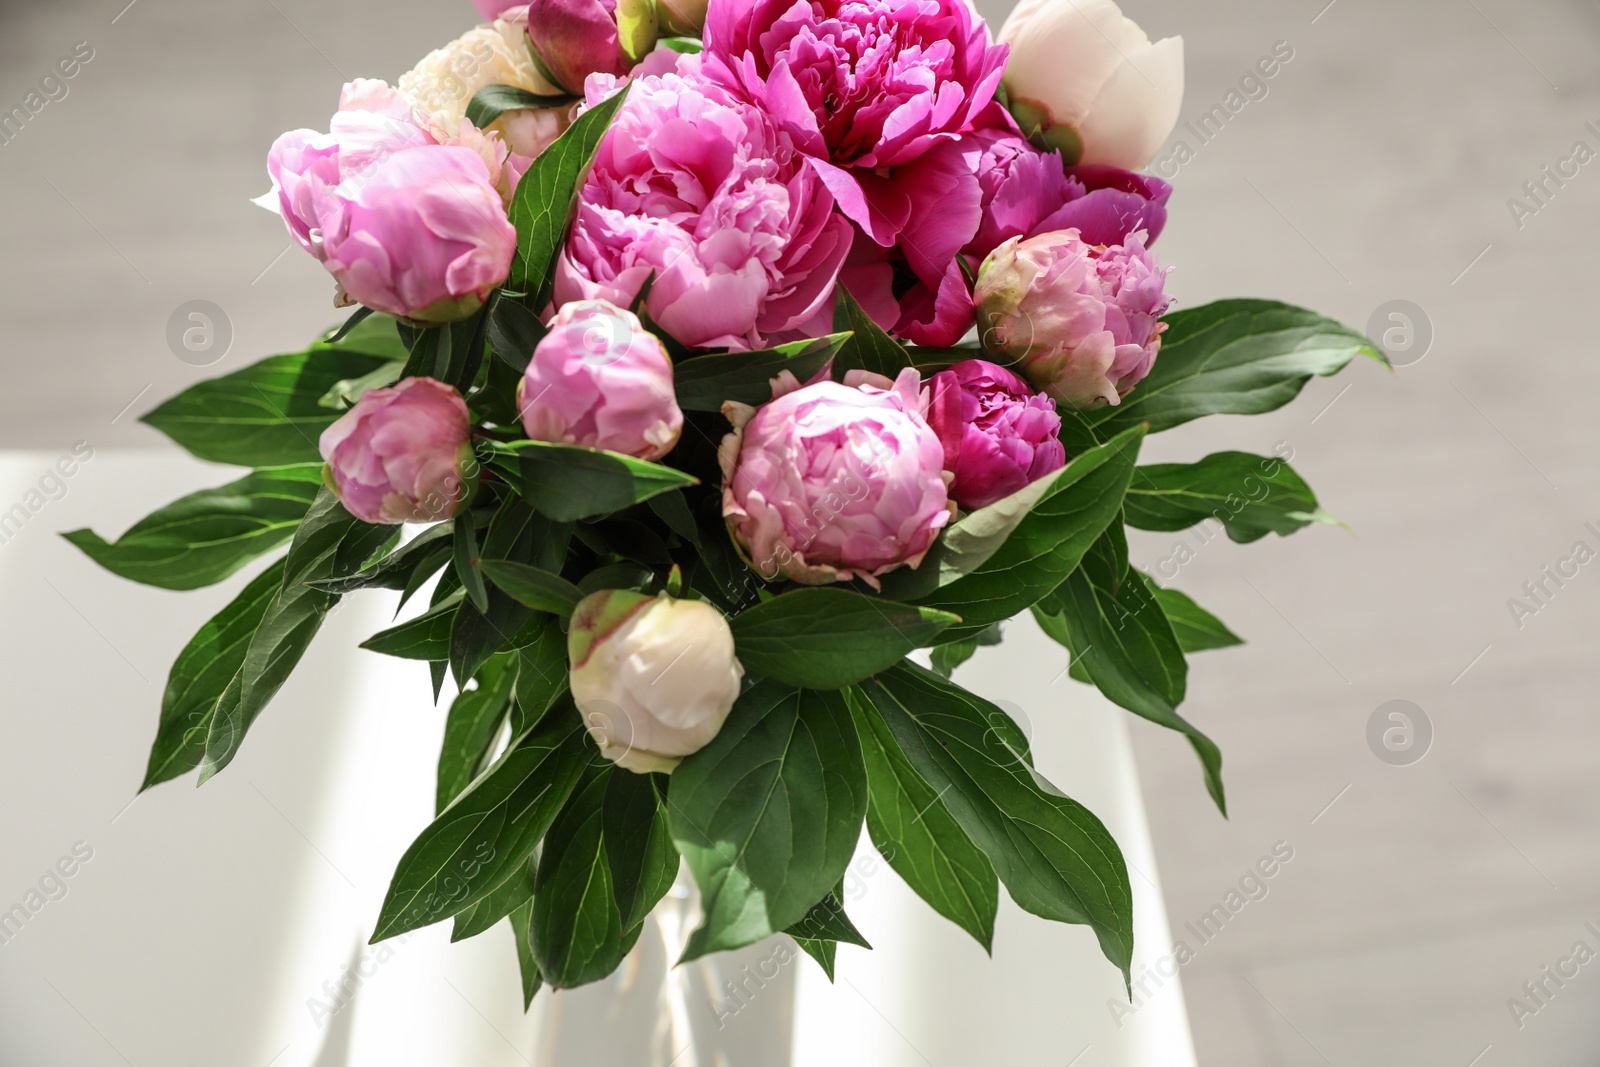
[71, 0, 1380, 1002]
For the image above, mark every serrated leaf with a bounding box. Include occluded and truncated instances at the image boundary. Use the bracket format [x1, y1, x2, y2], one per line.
[846, 688, 996, 952]
[63, 465, 323, 591]
[507, 84, 631, 298]
[1090, 300, 1384, 436]
[1152, 585, 1244, 653]
[729, 588, 958, 689]
[142, 561, 286, 790]
[670, 682, 866, 961]
[854, 664, 1133, 982]
[371, 709, 593, 942]
[486, 440, 699, 522]
[673, 333, 851, 411]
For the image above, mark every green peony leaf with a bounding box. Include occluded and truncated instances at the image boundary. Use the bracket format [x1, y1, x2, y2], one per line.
[673, 333, 851, 411]
[670, 681, 866, 961]
[485, 440, 699, 522]
[1034, 542, 1226, 816]
[465, 84, 578, 131]
[507, 84, 631, 299]
[142, 560, 286, 790]
[477, 559, 585, 617]
[729, 587, 959, 689]
[199, 489, 395, 782]
[371, 708, 593, 943]
[1124, 450, 1339, 544]
[141, 320, 405, 466]
[853, 664, 1133, 982]
[882, 425, 1144, 640]
[1089, 299, 1384, 436]
[437, 654, 519, 815]
[451, 856, 536, 943]
[832, 285, 913, 379]
[63, 465, 324, 591]
[361, 590, 464, 661]
[846, 687, 997, 952]
[1151, 585, 1244, 654]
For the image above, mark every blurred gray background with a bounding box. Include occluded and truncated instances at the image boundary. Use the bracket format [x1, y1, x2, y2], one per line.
[2, 0, 1598, 1064]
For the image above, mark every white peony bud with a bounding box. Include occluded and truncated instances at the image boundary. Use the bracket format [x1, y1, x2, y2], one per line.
[568, 590, 744, 774]
[998, 0, 1183, 170]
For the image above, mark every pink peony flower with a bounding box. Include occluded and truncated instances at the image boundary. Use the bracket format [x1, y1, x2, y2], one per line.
[319, 377, 476, 524]
[975, 228, 1173, 408]
[519, 299, 684, 460]
[700, 0, 1007, 244]
[926, 359, 1065, 510]
[719, 367, 952, 587]
[262, 83, 517, 323]
[554, 69, 853, 349]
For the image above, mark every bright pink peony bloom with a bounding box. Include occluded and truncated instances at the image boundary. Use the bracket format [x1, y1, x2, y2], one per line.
[320, 377, 476, 524]
[263, 83, 517, 323]
[519, 299, 684, 460]
[926, 359, 1065, 510]
[700, 0, 1007, 243]
[554, 70, 853, 349]
[975, 228, 1173, 408]
[719, 368, 952, 587]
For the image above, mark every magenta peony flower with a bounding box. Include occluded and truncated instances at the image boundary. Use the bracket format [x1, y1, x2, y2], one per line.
[554, 69, 853, 349]
[700, 0, 1007, 243]
[319, 377, 476, 524]
[975, 228, 1173, 408]
[926, 359, 1065, 510]
[719, 368, 952, 587]
[263, 83, 517, 323]
[519, 299, 684, 460]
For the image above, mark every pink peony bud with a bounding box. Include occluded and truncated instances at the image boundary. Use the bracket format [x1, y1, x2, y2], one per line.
[525, 0, 656, 94]
[719, 368, 952, 588]
[975, 228, 1173, 409]
[569, 589, 744, 774]
[926, 360, 1066, 511]
[319, 377, 476, 524]
[518, 299, 684, 460]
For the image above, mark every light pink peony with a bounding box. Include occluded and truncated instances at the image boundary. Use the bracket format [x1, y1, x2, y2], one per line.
[519, 299, 684, 460]
[554, 69, 853, 349]
[319, 377, 476, 524]
[700, 0, 1007, 244]
[475, 0, 528, 16]
[719, 368, 952, 587]
[975, 228, 1173, 408]
[926, 359, 1064, 510]
[262, 83, 517, 323]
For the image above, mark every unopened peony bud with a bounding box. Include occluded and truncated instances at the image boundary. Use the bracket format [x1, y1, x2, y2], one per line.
[926, 360, 1066, 511]
[319, 377, 477, 524]
[518, 299, 684, 460]
[525, 0, 657, 95]
[999, 0, 1183, 170]
[720, 368, 952, 588]
[975, 229, 1173, 409]
[569, 590, 744, 774]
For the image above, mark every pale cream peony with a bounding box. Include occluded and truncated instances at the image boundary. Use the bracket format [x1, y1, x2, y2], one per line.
[397, 10, 571, 186]
[999, 0, 1183, 171]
